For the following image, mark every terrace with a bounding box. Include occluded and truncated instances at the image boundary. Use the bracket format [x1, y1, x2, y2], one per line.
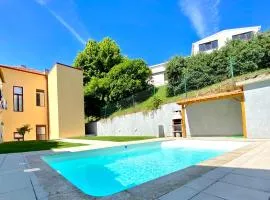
[0, 137, 269, 200]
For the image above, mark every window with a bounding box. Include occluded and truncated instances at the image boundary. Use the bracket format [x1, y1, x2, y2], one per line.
[36, 90, 45, 107]
[199, 40, 218, 52]
[13, 86, 23, 112]
[36, 125, 46, 140]
[232, 31, 253, 41]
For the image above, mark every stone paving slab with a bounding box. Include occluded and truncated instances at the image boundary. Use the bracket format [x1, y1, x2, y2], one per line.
[221, 173, 270, 193]
[184, 176, 217, 191]
[190, 192, 224, 200]
[158, 186, 198, 200]
[204, 182, 270, 200]
[232, 168, 270, 180]
[0, 187, 36, 200]
[0, 171, 32, 194]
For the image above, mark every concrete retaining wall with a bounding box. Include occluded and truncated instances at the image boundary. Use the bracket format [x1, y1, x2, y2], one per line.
[244, 79, 270, 138]
[185, 99, 243, 137]
[95, 103, 181, 137]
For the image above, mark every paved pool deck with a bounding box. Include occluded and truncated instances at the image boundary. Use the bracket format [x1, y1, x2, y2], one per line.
[1, 138, 270, 200]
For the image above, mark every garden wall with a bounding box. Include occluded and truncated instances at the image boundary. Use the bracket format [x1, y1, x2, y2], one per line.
[244, 79, 270, 138]
[93, 103, 181, 137]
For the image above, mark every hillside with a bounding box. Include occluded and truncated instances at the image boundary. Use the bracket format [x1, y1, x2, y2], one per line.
[105, 68, 270, 118]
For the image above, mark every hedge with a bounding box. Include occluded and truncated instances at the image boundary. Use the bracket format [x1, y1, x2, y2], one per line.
[166, 31, 270, 96]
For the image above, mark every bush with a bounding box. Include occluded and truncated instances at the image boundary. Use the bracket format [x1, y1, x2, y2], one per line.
[166, 31, 270, 96]
[148, 96, 163, 110]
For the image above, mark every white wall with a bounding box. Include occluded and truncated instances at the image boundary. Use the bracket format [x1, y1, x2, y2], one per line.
[150, 62, 167, 86]
[244, 80, 270, 138]
[192, 26, 261, 55]
[185, 99, 243, 137]
[96, 103, 181, 137]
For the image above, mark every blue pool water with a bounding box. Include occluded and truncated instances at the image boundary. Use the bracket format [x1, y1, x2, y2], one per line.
[43, 142, 225, 197]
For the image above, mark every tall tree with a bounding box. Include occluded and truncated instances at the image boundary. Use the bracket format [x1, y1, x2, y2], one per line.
[73, 37, 123, 85]
[73, 37, 151, 119]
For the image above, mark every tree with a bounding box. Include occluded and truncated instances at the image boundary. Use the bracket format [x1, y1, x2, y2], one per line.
[73, 37, 152, 119]
[73, 38, 123, 85]
[107, 59, 151, 101]
[16, 124, 31, 141]
[166, 56, 186, 96]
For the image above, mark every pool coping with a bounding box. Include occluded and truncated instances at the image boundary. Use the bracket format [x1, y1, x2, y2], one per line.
[24, 139, 262, 200]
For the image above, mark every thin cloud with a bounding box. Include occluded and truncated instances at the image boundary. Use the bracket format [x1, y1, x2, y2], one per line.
[35, 0, 86, 45]
[179, 0, 221, 38]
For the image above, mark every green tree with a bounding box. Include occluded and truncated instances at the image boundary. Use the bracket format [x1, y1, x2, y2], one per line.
[166, 56, 186, 96]
[73, 38, 123, 85]
[107, 59, 151, 101]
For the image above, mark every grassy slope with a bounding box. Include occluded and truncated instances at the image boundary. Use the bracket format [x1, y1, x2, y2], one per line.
[108, 68, 270, 118]
[0, 140, 86, 154]
[73, 136, 155, 142]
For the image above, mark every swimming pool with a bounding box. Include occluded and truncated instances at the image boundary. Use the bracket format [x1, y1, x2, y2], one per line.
[42, 140, 247, 197]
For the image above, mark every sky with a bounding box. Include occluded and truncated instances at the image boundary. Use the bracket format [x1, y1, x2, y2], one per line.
[0, 0, 269, 71]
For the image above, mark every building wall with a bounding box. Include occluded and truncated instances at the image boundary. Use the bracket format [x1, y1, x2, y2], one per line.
[96, 103, 180, 137]
[152, 72, 166, 87]
[150, 63, 167, 86]
[185, 99, 243, 137]
[192, 26, 261, 55]
[47, 66, 59, 139]
[244, 80, 270, 138]
[48, 64, 85, 138]
[0, 67, 48, 141]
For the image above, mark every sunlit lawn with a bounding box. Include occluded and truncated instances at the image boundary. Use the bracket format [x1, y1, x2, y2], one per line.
[0, 140, 86, 154]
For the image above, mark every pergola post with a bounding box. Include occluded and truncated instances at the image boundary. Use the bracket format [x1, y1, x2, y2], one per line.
[240, 96, 248, 138]
[181, 105, 187, 138]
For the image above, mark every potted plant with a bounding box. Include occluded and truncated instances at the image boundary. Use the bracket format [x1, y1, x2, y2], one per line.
[16, 124, 31, 141]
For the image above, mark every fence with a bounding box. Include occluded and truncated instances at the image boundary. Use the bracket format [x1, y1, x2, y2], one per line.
[100, 87, 156, 117]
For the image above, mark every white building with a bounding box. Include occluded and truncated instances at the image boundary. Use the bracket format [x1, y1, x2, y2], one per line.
[192, 26, 261, 55]
[150, 62, 168, 87]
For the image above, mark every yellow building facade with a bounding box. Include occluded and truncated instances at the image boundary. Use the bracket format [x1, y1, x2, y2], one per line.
[0, 63, 85, 142]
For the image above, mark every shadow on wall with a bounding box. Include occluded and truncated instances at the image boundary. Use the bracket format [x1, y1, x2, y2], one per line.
[186, 99, 243, 137]
[85, 122, 97, 135]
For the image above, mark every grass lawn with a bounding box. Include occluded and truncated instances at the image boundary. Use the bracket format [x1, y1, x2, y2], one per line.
[73, 136, 156, 142]
[0, 140, 86, 154]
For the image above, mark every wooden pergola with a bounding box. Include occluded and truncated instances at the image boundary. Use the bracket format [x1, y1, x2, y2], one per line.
[177, 89, 247, 138]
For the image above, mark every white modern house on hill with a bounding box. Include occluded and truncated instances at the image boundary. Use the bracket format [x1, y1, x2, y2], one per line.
[150, 62, 168, 86]
[191, 26, 261, 55]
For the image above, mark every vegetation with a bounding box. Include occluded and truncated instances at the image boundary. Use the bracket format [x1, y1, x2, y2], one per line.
[72, 136, 155, 142]
[16, 124, 32, 141]
[0, 140, 86, 154]
[107, 68, 270, 118]
[166, 31, 270, 96]
[73, 37, 151, 118]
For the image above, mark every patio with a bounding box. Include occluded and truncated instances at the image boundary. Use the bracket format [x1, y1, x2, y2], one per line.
[0, 138, 270, 200]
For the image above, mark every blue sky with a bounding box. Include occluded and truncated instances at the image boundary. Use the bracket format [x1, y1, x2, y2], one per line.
[0, 0, 269, 71]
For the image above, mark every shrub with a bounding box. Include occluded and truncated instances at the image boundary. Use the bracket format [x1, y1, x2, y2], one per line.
[148, 96, 163, 110]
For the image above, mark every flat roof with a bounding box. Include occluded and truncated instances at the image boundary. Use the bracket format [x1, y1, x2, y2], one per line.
[149, 62, 168, 68]
[177, 90, 244, 105]
[193, 26, 261, 45]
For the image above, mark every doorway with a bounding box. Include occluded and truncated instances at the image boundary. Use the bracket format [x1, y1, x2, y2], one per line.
[36, 125, 46, 140]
